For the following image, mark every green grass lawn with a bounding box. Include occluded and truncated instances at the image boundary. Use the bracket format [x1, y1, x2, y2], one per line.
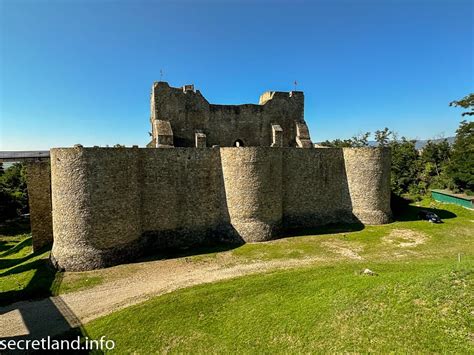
[77, 200, 473, 353]
[84, 258, 473, 353]
[1, 200, 473, 351]
[0, 220, 103, 304]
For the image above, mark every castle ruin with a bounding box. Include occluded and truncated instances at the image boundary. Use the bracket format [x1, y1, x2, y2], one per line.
[28, 82, 392, 271]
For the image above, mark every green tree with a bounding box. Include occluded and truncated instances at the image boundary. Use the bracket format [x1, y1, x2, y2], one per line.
[319, 139, 354, 148]
[447, 120, 474, 193]
[374, 127, 391, 147]
[449, 94, 474, 116]
[0, 163, 29, 221]
[419, 139, 451, 190]
[389, 137, 421, 196]
[350, 132, 370, 147]
[320, 132, 370, 148]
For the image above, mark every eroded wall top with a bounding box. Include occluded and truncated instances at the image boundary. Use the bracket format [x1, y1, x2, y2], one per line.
[149, 82, 312, 148]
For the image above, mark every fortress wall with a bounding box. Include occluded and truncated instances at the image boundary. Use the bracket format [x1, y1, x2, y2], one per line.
[140, 148, 231, 247]
[343, 147, 392, 224]
[50, 147, 391, 271]
[282, 149, 355, 228]
[151, 82, 305, 147]
[220, 148, 283, 242]
[25, 161, 53, 251]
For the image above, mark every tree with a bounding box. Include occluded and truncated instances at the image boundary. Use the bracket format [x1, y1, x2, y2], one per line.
[374, 127, 391, 147]
[447, 120, 474, 193]
[0, 163, 29, 221]
[450, 94, 474, 116]
[320, 132, 370, 148]
[420, 139, 451, 190]
[389, 137, 420, 195]
[350, 132, 370, 147]
[319, 139, 354, 148]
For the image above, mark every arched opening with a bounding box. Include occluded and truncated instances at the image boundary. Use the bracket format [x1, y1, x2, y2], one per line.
[233, 139, 244, 147]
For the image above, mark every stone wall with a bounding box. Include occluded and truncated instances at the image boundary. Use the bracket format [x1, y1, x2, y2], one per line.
[149, 82, 308, 148]
[50, 146, 391, 271]
[25, 161, 53, 251]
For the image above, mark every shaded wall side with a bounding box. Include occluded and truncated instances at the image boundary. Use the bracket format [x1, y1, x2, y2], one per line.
[151, 83, 211, 147]
[208, 94, 304, 147]
[25, 161, 53, 251]
[140, 148, 233, 247]
[220, 148, 283, 242]
[343, 148, 392, 224]
[282, 149, 354, 228]
[51, 148, 142, 271]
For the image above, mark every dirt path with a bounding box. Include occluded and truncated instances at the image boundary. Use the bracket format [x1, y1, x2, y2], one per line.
[0, 256, 322, 340]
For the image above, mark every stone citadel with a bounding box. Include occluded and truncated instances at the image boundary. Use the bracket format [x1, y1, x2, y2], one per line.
[24, 82, 392, 271]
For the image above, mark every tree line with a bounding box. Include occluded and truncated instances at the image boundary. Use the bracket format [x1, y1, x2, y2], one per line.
[0, 162, 29, 222]
[321, 94, 473, 199]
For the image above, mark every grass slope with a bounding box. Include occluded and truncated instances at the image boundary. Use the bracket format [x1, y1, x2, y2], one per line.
[85, 258, 472, 353]
[0, 221, 103, 305]
[1, 200, 473, 351]
[78, 200, 473, 353]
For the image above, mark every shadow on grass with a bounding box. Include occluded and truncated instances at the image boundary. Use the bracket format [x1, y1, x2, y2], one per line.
[0, 247, 57, 306]
[0, 250, 97, 352]
[282, 222, 365, 239]
[136, 242, 244, 263]
[135, 223, 365, 263]
[0, 238, 36, 268]
[0, 237, 32, 258]
[0, 217, 31, 236]
[390, 193, 457, 222]
[394, 204, 457, 222]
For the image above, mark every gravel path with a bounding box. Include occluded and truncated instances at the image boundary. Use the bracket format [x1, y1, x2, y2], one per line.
[0, 256, 321, 340]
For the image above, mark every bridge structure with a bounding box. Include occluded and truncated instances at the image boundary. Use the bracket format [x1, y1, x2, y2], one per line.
[0, 150, 50, 162]
[1, 151, 53, 251]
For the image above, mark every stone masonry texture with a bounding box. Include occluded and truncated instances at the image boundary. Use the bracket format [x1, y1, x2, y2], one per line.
[50, 146, 392, 271]
[148, 82, 311, 148]
[25, 161, 53, 251]
[44, 82, 392, 271]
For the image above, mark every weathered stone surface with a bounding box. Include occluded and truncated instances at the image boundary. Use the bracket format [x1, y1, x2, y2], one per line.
[47, 81, 392, 271]
[50, 146, 391, 271]
[153, 120, 174, 147]
[149, 82, 308, 148]
[295, 122, 313, 148]
[25, 161, 53, 251]
[195, 132, 207, 148]
[271, 125, 283, 147]
[343, 147, 392, 224]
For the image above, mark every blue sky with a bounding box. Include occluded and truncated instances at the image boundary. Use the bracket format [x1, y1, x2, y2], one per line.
[1, 0, 473, 150]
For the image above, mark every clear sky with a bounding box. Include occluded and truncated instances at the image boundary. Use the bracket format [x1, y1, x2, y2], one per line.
[1, 0, 473, 150]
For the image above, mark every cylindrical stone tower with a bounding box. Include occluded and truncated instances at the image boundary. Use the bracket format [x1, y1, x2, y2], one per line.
[220, 147, 283, 242]
[343, 147, 392, 224]
[50, 147, 142, 271]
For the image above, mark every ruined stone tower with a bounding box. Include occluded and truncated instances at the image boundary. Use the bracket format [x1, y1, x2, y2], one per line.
[148, 82, 313, 148]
